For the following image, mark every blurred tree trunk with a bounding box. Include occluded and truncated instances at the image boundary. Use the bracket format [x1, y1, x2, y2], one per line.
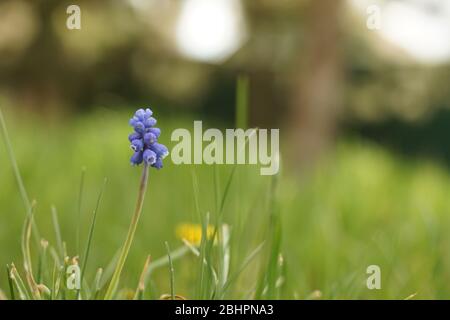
[287, 0, 343, 172]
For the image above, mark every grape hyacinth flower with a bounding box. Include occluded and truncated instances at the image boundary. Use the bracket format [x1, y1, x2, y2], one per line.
[105, 107, 168, 299]
[128, 108, 168, 168]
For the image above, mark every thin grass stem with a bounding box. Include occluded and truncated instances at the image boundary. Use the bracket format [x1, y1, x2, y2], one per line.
[51, 206, 64, 260]
[80, 178, 107, 296]
[165, 242, 175, 300]
[76, 167, 86, 255]
[6, 265, 15, 300]
[104, 164, 149, 299]
[0, 107, 40, 245]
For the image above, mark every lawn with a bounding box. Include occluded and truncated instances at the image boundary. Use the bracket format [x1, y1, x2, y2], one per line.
[1, 108, 450, 299]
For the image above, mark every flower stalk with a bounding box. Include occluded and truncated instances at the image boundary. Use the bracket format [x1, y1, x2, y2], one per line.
[104, 163, 149, 299]
[105, 107, 167, 299]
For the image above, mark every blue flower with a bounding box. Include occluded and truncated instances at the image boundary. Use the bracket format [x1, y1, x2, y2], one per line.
[148, 127, 161, 137]
[152, 157, 163, 169]
[128, 132, 141, 142]
[143, 149, 157, 165]
[143, 117, 157, 128]
[128, 108, 168, 168]
[143, 132, 157, 145]
[150, 142, 169, 158]
[130, 151, 143, 166]
[131, 139, 144, 152]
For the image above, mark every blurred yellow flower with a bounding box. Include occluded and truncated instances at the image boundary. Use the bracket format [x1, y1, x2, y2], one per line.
[176, 223, 215, 246]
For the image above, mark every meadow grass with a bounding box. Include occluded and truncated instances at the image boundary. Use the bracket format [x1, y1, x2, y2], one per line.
[1, 107, 450, 299]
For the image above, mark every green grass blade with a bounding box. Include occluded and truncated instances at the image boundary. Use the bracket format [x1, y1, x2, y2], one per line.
[6, 265, 15, 300]
[255, 175, 282, 299]
[181, 239, 200, 256]
[191, 169, 201, 217]
[98, 249, 120, 289]
[134, 256, 151, 300]
[144, 245, 190, 282]
[210, 131, 256, 298]
[51, 261, 65, 300]
[0, 107, 30, 211]
[191, 169, 206, 298]
[219, 167, 237, 215]
[51, 206, 64, 260]
[104, 164, 149, 300]
[80, 178, 107, 289]
[165, 242, 175, 300]
[219, 128, 257, 216]
[213, 165, 221, 214]
[221, 241, 265, 296]
[21, 200, 41, 299]
[50, 260, 57, 300]
[9, 264, 31, 300]
[37, 239, 49, 285]
[0, 107, 40, 245]
[198, 212, 210, 298]
[91, 268, 103, 300]
[60, 260, 68, 300]
[220, 224, 231, 288]
[76, 167, 86, 255]
[208, 263, 219, 299]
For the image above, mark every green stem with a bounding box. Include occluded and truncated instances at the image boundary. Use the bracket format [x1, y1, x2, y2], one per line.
[104, 164, 149, 299]
[0, 108, 40, 245]
[165, 242, 175, 300]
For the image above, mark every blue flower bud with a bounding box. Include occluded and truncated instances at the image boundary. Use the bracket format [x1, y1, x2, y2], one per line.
[143, 117, 157, 128]
[152, 157, 163, 169]
[128, 132, 141, 142]
[148, 127, 161, 138]
[135, 109, 146, 119]
[134, 121, 145, 134]
[129, 117, 139, 127]
[144, 108, 153, 117]
[143, 149, 157, 165]
[143, 132, 157, 145]
[130, 151, 143, 165]
[131, 139, 144, 152]
[150, 142, 169, 159]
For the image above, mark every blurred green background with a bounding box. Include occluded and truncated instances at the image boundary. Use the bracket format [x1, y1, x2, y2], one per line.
[1, 0, 450, 299]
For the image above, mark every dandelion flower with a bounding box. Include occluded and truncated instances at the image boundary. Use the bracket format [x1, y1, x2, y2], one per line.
[176, 223, 216, 246]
